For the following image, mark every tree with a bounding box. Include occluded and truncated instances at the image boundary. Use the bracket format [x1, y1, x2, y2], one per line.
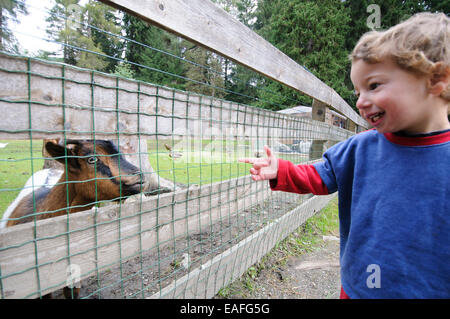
[253, 0, 352, 110]
[343, 0, 450, 106]
[46, 0, 81, 65]
[211, 0, 261, 105]
[345, 0, 450, 52]
[83, 0, 123, 73]
[113, 61, 134, 78]
[123, 14, 186, 89]
[46, 0, 121, 71]
[0, 0, 28, 53]
[183, 44, 226, 97]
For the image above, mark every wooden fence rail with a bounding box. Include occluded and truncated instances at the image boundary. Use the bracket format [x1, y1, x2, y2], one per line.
[0, 175, 270, 298]
[0, 53, 353, 143]
[149, 192, 337, 299]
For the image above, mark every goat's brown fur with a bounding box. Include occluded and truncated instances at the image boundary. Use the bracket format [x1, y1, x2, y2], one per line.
[7, 140, 144, 226]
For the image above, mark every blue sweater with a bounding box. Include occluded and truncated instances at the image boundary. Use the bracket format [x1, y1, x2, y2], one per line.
[313, 129, 450, 298]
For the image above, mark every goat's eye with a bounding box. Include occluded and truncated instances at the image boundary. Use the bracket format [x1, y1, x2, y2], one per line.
[87, 157, 98, 164]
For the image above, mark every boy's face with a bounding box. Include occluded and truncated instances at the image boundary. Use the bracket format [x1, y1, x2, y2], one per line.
[351, 58, 438, 134]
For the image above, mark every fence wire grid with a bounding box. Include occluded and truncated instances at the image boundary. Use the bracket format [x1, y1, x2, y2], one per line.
[0, 0, 356, 299]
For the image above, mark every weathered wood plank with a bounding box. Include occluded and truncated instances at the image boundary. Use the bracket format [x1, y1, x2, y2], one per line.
[0, 175, 271, 299]
[0, 53, 353, 143]
[98, 0, 367, 128]
[149, 193, 337, 298]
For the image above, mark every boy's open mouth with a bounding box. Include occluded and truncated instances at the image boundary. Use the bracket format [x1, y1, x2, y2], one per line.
[368, 112, 385, 124]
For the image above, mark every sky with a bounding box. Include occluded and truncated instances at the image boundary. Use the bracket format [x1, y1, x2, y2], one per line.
[10, 0, 254, 55]
[11, 0, 88, 55]
[11, 0, 57, 54]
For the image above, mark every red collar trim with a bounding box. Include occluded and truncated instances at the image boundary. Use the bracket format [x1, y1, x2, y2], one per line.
[384, 131, 450, 146]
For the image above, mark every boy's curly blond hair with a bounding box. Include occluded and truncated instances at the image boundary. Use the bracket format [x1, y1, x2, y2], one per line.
[350, 12, 450, 101]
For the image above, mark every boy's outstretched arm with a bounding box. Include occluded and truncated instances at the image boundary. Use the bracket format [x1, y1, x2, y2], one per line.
[239, 145, 329, 195]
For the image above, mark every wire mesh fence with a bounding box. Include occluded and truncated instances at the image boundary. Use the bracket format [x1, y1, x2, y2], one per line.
[0, 0, 360, 299]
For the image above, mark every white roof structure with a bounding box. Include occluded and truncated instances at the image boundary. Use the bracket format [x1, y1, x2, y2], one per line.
[278, 105, 347, 120]
[277, 105, 312, 115]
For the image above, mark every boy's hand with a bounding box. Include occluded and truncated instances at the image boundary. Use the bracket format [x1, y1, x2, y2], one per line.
[238, 145, 279, 181]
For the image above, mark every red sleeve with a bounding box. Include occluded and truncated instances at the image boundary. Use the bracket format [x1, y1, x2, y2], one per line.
[269, 159, 329, 195]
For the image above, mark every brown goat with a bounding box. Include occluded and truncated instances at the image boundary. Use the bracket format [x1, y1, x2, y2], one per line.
[4, 139, 146, 298]
[7, 139, 145, 227]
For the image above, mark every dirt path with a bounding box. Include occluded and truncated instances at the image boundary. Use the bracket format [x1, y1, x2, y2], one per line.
[217, 235, 341, 299]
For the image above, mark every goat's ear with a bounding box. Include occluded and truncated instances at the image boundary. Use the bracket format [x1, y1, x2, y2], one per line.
[45, 141, 81, 172]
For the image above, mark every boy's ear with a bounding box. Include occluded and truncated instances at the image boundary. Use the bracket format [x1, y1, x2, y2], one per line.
[428, 62, 450, 97]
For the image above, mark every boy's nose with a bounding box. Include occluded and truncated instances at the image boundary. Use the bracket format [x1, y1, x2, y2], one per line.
[356, 94, 371, 110]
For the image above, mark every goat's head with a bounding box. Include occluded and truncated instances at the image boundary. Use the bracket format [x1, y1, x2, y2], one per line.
[45, 140, 145, 201]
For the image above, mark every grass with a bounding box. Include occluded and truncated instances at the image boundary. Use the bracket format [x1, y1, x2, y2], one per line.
[216, 196, 339, 298]
[0, 138, 311, 217]
[0, 139, 254, 218]
[0, 140, 45, 218]
[275, 197, 339, 259]
[148, 140, 250, 186]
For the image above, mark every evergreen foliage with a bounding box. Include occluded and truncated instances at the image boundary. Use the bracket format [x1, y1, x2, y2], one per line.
[2, 0, 448, 112]
[46, 0, 121, 71]
[0, 0, 28, 53]
[251, 0, 449, 111]
[123, 14, 186, 89]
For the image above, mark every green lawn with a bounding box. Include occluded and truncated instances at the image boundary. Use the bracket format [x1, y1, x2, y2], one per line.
[0, 140, 45, 218]
[0, 139, 310, 218]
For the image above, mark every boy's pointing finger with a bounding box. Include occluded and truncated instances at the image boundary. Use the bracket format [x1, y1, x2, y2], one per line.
[253, 160, 270, 169]
[238, 158, 254, 164]
[239, 158, 270, 168]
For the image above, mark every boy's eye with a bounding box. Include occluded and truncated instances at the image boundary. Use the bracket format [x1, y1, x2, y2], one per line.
[369, 82, 380, 90]
[353, 90, 360, 97]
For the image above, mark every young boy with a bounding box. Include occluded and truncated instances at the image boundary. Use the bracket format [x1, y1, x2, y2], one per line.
[239, 12, 449, 298]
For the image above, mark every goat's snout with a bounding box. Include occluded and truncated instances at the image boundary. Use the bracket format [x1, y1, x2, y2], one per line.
[121, 170, 147, 195]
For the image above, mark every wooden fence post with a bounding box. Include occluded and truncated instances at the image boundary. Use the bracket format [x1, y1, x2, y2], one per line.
[309, 99, 327, 160]
[347, 118, 357, 133]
